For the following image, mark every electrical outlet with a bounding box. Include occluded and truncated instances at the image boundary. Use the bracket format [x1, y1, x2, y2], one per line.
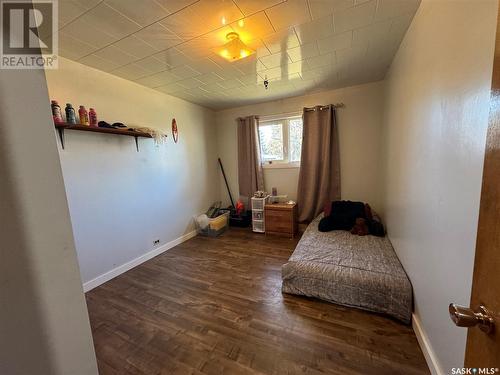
[153, 239, 160, 246]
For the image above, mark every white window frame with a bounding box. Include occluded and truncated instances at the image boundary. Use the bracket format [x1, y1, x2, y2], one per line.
[258, 114, 302, 169]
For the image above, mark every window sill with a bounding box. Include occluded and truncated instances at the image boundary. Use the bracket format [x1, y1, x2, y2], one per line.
[262, 162, 300, 169]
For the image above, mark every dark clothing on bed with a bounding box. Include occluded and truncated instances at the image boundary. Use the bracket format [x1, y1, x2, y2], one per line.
[318, 200, 365, 232]
[318, 200, 385, 236]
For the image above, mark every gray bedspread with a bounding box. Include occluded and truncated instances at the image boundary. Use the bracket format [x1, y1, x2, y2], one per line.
[281, 215, 412, 323]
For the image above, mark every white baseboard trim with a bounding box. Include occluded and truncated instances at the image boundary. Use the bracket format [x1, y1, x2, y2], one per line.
[83, 230, 198, 292]
[412, 313, 444, 375]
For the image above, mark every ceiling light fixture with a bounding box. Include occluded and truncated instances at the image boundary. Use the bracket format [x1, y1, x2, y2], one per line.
[217, 32, 254, 62]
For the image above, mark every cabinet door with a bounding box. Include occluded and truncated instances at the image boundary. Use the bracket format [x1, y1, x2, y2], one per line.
[265, 209, 292, 233]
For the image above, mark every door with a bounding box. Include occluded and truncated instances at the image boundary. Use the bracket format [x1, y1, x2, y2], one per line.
[448, 5, 500, 367]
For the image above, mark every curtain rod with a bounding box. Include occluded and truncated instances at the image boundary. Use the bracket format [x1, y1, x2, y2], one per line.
[304, 103, 345, 112]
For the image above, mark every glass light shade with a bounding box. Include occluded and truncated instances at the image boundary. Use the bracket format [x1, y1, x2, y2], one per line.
[217, 32, 255, 62]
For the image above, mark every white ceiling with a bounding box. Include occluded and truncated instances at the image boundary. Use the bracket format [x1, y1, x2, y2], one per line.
[57, 0, 420, 110]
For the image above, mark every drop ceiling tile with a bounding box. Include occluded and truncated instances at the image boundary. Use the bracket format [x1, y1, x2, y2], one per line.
[169, 65, 201, 79]
[213, 65, 245, 79]
[255, 59, 267, 72]
[190, 86, 211, 95]
[259, 51, 291, 69]
[290, 60, 309, 74]
[194, 26, 235, 50]
[233, 0, 284, 16]
[294, 15, 334, 45]
[217, 78, 244, 90]
[61, 0, 101, 12]
[134, 23, 182, 51]
[58, 47, 85, 61]
[159, 0, 243, 40]
[157, 5, 209, 39]
[176, 76, 204, 89]
[287, 42, 319, 62]
[177, 43, 212, 59]
[154, 0, 199, 14]
[308, 0, 354, 20]
[172, 90, 197, 101]
[155, 81, 189, 94]
[153, 49, 194, 68]
[230, 12, 275, 41]
[333, 0, 376, 33]
[317, 31, 352, 53]
[60, 19, 116, 49]
[335, 45, 367, 65]
[112, 35, 159, 59]
[135, 70, 181, 87]
[58, 0, 97, 27]
[245, 39, 271, 59]
[186, 57, 223, 74]
[111, 63, 151, 80]
[258, 66, 291, 80]
[94, 45, 138, 66]
[58, 32, 96, 59]
[238, 74, 260, 86]
[229, 58, 255, 74]
[196, 72, 225, 85]
[262, 28, 300, 54]
[375, 0, 420, 21]
[200, 82, 225, 92]
[352, 20, 392, 46]
[300, 65, 330, 79]
[293, 75, 317, 86]
[105, 0, 170, 26]
[304, 52, 334, 69]
[80, 54, 121, 72]
[136, 55, 170, 73]
[80, 2, 142, 39]
[265, 0, 311, 31]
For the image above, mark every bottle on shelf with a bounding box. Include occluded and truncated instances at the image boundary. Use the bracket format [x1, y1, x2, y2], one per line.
[65, 103, 76, 124]
[51, 100, 63, 123]
[88, 108, 97, 127]
[78, 105, 89, 125]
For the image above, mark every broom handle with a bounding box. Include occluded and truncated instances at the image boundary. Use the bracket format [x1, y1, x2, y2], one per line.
[218, 158, 235, 208]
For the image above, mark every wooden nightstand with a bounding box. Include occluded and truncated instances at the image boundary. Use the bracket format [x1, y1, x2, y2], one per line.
[264, 203, 298, 238]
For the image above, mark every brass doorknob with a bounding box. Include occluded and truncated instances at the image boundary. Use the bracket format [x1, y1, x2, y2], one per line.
[449, 303, 495, 334]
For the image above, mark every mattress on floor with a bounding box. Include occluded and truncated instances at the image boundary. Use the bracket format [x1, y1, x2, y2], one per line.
[281, 214, 412, 323]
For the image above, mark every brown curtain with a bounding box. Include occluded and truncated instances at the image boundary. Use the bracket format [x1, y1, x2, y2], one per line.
[237, 115, 264, 205]
[297, 105, 340, 222]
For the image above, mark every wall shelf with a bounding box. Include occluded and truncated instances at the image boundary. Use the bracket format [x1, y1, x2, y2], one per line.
[54, 123, 152, 152]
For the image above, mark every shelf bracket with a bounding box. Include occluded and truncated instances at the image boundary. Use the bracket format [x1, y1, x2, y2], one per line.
[57, 127, 65, 149]
[134, 136, 139, 152]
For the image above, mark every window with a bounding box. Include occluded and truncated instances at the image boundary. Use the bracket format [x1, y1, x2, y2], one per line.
[258, 115, 303, 167]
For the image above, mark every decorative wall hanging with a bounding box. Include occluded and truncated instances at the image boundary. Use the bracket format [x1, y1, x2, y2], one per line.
[172, 118, 179, 143]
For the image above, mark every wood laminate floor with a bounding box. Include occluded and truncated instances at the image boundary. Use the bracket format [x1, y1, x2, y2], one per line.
[86, 228, 429, 375]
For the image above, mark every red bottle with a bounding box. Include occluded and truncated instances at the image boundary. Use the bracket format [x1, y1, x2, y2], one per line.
[89, 108, 97, 127]
[51, 100, 63, 123]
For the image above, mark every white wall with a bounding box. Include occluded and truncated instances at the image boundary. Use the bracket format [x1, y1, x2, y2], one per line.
[381, 0, 497, 372]
[45, 57, 219, 286]
[216, 81, 385, 212]
[0, 68, 97, 373]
